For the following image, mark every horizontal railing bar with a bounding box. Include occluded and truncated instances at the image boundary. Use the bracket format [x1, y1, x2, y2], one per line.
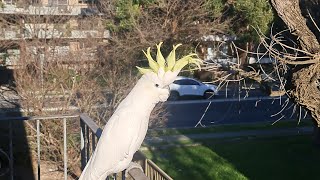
[0, 114, 79, 121]
[80, 113, 102, 138]
[128, 168, 149, 180]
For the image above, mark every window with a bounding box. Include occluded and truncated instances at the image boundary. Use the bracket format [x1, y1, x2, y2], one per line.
[78, 0, 91, 3]
[173, 80, 184, 85]
[48, 0, 68, 5]
[184, 80, 200, 85]
[173, 79, 200, 85]
[3, 0, 15, 5]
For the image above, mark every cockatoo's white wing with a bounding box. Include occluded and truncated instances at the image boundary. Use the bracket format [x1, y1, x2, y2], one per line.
[82, 106, 143, 179]
[80, 42, 201, 179]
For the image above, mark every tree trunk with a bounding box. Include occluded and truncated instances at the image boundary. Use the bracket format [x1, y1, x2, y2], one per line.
[271, 0, 320, 53]
[292, 63, 320, 125]
[271, 0, 320, 143]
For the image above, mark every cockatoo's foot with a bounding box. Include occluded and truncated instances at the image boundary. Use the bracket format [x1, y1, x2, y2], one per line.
[125, 162, 144, 177]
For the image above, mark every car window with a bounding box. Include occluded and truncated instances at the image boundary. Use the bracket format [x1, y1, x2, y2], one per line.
[185, 79, 200, 85]
[173, 80, 184, 85]
[173, 79, 200, 85]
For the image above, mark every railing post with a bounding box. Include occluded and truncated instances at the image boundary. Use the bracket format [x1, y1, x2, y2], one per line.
[92, 131, 96, 152]
[80, 117, 86, 170]
[9, 121, 13, 180]
[63, 118, 67, 180]
[86, 125, 90, 163]
[145, 159, 148, 178]
[37, 119, 41, 180]
[122, 170, 126, 180]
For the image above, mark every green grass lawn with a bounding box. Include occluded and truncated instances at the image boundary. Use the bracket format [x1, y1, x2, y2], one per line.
[142, 135, 320, 180]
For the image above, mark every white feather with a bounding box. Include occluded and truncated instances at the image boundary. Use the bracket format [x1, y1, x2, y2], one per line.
[79, 73, 170, 180]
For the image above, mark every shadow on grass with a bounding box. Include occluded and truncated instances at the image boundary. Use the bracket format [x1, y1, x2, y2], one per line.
[144, 134, 320, 180]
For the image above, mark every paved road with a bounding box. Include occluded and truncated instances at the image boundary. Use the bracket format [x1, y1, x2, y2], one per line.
[0, 87, 310, 129]
[156, 90, 309, 128]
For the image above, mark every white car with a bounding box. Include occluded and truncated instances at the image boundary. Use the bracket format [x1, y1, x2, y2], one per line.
[169, 76, 218, 100]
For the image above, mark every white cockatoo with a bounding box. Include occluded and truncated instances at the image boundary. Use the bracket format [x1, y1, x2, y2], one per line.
[79, 42, 201, 180]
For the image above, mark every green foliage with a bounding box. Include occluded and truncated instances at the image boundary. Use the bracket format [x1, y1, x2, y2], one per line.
[107, 0, 148, 32]
[205, 0, 226, 18]
[106, 0, 274, 42]
[200, 0, 275, 42]
[0, 53, 8, 65]
[232, 0, 274, 42]
[132, 0, 155, 4]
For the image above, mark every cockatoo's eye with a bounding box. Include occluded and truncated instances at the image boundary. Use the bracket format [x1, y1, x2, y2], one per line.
[155, 84, 159, 88]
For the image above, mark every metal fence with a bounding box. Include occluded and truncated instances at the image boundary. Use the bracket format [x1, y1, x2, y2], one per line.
[145, 159, 173, 180]
[0, 114, 173, 180]
[0, 114, 78, 180]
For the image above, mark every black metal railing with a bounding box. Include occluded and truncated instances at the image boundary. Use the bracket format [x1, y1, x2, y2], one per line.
[0, 114, 172, 180]
[0, 114, 78, 180]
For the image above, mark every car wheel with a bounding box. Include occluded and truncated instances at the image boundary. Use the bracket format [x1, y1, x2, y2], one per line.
[169, 91, 180, 101]
[203, 90, 214, 99]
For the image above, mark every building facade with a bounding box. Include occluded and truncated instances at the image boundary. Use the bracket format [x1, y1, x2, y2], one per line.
[0, 0, 109, 69]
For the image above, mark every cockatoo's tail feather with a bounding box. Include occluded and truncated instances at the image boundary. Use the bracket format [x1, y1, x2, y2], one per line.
[137, 42, 202, 74]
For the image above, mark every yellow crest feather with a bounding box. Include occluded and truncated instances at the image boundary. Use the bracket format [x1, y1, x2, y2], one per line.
[136, 66, 153, 74]
[156, 42, 166, 69]
[143, 47, 159, 72]
[166, 44, 182, 71]
[137, 42, 202, 75]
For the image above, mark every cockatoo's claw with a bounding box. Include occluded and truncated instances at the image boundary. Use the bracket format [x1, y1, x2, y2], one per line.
[125, 162, 144, 178]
